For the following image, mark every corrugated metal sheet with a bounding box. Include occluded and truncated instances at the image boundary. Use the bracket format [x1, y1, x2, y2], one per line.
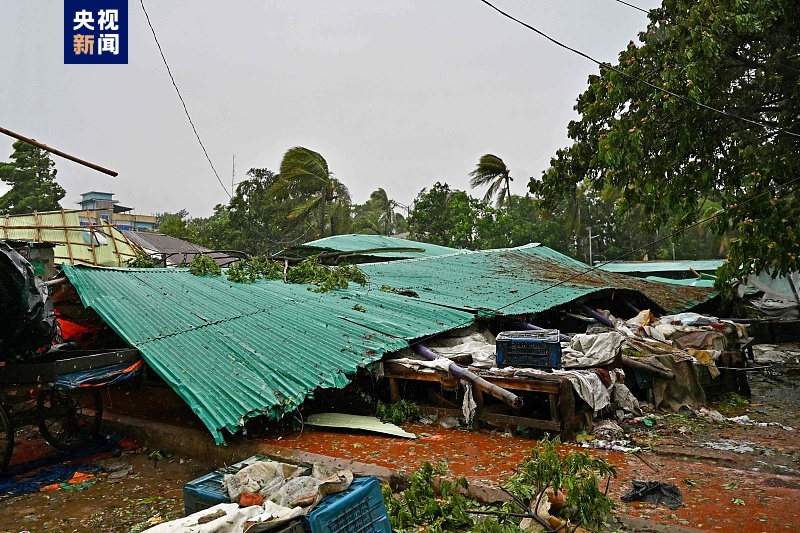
[305, 413, 417, 438]
[644, 276, 717, 288]
[360, 244, 716, 315]
[600, 260, 724, 274]
[1, 210, 138, 267]
[299, 234, 460, 259]
[62, 265, 474, 444]
[122, 231, 239, 266]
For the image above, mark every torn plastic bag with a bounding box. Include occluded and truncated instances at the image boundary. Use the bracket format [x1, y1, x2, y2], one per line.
[621, 480, 683, 510]
[0, 241, 56, 359]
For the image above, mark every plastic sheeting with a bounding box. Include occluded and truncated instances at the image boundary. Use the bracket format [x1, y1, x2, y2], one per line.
[0, 241, 56, 358]
[52, 359, 145, 390]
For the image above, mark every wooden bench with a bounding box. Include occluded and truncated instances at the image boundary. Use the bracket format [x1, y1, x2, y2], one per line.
[382, 362, 579, 440]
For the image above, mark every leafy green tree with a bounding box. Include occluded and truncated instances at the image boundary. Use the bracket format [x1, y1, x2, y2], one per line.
[226, 168, 315, 254]
[352, 188, 403, 235]
[532, 0, 800, 280]
[469, 154, 513, 209]
[474, 195, 572, 253]
[272, 147, 351, 239]
[157, 212, 194, 241]
[409, 182, 491, 248]
[0, 141, 65, 214]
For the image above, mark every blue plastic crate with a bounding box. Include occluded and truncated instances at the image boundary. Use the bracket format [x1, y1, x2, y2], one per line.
[496, 330, 562, 369]
[183, 470, 227, 516]
[301, 477, 391, 533]
[184, 454, 276, 516]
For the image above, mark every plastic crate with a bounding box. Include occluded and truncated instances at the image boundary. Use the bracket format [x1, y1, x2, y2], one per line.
[496, 330, 562, 369]
[301, 477, 391, 533]
[183, 470, 227, 516]
[184, 454, 278, 516]
[625, 367, 653, 390]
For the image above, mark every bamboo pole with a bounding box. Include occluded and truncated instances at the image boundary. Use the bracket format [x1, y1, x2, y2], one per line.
[0, 125, 118, 176]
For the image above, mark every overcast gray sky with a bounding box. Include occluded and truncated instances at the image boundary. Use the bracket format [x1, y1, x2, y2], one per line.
[1, 0, 659, 218]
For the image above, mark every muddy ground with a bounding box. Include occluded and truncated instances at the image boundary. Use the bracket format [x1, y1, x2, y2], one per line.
[0, 344, 798, 532]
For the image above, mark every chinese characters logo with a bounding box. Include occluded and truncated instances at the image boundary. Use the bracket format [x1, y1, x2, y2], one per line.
[65, 1, 128, 64]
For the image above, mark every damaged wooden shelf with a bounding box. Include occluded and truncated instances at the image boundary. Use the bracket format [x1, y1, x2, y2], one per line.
[382, 362, 578, 440]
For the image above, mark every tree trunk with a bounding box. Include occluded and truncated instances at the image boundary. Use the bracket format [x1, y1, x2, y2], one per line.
[319, 184, 327, 238]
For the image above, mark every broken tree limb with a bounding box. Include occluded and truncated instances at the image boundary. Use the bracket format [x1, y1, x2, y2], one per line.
[622, 355, 675, 380]
[414, 345, 523, 409]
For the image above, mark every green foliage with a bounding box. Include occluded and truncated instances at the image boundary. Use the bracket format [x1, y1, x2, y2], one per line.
[469, 154, 513, 209]
[715, 392, 750, 416]
[127, 250, 158, 268]
[285, 256, 368, 292]
[376, 399, 419, 425]
[226, 256, 284, 283]
[384, 462, 475, 533]
[188, 255, 221, 277]
[273, 147, 352, 239]
[504, 436, 616, 531]
[157, 212, 194, 241]
[0, 140, 65, 214]
[352, 188, 406, 235]
[534, 0, 800, 281]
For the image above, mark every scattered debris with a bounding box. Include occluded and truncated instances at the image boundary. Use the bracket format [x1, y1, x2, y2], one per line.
[621, 480, 683, 510]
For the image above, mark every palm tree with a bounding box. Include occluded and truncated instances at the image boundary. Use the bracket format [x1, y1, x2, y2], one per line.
[271, 147, 350, 238]
[469, 154, 513, 209]
[369, 188, 394, 235]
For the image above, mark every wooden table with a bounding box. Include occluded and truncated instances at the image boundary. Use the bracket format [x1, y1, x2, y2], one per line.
[382, 362, 579, 440]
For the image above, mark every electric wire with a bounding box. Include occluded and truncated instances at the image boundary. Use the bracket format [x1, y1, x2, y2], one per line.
[139, 0, 231, 198]
[610, 0, 800, 75]
[476, 0, 800, 138]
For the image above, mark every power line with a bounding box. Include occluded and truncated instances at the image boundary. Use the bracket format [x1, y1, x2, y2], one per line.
[610, 0, 800, 75]
[476, 0, 800, 138]
[138, 0, 231, 198]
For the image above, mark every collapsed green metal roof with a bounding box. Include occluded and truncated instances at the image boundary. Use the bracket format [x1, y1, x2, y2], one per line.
[62, 265, 473, 444]
[61, 243, 717, 443]
[359, 244, 717, 315]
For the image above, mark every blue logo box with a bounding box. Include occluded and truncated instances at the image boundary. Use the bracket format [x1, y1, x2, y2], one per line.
[65, 0, 128, 64]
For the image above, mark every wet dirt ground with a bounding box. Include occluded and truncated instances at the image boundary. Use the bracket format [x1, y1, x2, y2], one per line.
[0, 345, 798, 532]
[0, 431, 211, 533]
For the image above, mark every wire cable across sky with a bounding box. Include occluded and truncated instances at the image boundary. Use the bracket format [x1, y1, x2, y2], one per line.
[477, 0, 800, 138]
[139, 0, 231, 198]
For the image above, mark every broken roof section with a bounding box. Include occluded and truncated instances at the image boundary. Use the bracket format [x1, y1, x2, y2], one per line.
[61, 265, 474, 444]
[122, 231, 241, 267]
[281, 234, 460, 262]
[359, 244, 717, 315]
[60, 241, 717, 444]
[0, 210, 138, 267]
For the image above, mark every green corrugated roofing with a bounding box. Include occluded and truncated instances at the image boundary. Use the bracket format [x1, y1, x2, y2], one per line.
[644, 276, 717, 288]
[359, 244, 717, 315]
[600, 260, 724, 274]
[61, 243, 717, 444]
[62, 265, 473, 444]
[299, 234, 460, 259]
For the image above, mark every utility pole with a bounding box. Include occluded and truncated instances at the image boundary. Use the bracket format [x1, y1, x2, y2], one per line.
[231, 154, 236, 194]
[588, 226, 593, 266]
